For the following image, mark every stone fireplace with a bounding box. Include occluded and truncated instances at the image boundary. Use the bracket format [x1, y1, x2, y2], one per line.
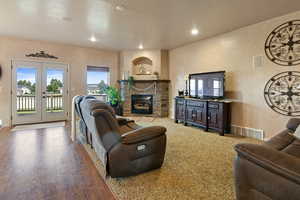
[119, 80, 170, 117]
[119, 50, 170, 117]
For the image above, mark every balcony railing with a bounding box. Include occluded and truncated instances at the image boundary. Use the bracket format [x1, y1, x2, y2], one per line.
[17, 94, 107, 113]
[90, 94, 107, 102]
[17, 94, 63, 113]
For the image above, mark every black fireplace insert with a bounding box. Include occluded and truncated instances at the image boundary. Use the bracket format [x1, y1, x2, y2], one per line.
[131, 95, 153, 114]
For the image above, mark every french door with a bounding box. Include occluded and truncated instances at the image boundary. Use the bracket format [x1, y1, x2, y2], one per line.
[12, 60, 69, 125]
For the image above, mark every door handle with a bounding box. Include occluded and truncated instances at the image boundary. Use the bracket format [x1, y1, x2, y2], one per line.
[42, 96, 46, 99]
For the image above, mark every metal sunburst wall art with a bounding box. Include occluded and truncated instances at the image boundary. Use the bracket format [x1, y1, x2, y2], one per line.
[265, 20, 300, 66]
[264, 71, 300, 116]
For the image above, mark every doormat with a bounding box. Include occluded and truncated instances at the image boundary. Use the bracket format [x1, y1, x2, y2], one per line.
[11, 121, 65, 132]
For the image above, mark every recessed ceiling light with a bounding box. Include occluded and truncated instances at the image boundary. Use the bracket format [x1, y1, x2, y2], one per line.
[115, 5, 125, 11]
[191, 28, 199, 36]
[90, 36, 97, 42]
[138, 44, 144, 49]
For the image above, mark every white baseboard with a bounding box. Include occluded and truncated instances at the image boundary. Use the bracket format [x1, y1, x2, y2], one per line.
[231, 125, 264, 140]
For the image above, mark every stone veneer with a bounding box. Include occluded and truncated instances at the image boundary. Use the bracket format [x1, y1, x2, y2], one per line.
[119, 80, 170, 117]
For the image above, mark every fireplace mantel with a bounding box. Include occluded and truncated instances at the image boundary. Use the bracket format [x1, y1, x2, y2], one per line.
[118, 80, 170, 83]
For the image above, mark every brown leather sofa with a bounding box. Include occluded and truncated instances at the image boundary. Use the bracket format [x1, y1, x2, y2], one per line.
[234, 118, 300, 200]
[74, 96, 167, 178]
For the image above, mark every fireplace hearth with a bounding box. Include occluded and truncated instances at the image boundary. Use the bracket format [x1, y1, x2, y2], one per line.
[131, 95, 153, 114]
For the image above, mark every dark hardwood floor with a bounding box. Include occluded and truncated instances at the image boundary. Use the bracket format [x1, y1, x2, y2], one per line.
[0, 125, 115, 200]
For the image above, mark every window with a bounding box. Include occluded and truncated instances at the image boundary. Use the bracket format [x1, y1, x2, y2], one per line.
[86, 66, 109, 96]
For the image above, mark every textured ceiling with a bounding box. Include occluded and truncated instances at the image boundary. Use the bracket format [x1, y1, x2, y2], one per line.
[0, 0, 300, 50]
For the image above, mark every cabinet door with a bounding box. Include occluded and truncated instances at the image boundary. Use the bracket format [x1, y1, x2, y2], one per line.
[186, 106, 195, 122]
[175, 100, 185, 120]
[194, 105, 206, 126]
[208, 103, 223, 130]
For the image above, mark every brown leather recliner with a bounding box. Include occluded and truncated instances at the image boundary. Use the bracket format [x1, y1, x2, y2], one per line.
[74, 96, 167, 178]
[234, 118, 300, 200]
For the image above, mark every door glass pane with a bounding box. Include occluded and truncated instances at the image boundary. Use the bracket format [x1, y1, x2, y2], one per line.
[46, 69, 64, 113]
[16, 68, 37, 114]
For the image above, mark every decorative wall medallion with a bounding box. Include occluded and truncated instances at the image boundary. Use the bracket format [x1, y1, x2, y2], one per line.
[265, 20, 300, 66]
[264, 71, 300, 116]
[26, 51, 58, 59]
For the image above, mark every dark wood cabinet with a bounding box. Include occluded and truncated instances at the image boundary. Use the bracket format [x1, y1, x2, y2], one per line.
[175, 97, 231, 136]
[175, 98, 186, 122]
[185, 100, 207, 127]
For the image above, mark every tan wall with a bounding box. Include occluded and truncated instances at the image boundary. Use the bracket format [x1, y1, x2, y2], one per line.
[120, 50, 169, 79]
[0, 36, 119, 127]
[169, 11, 300, 139]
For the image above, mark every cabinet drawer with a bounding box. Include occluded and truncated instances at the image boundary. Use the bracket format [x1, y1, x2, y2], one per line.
[187, 101, 205, 107]
[208, 103, 220, 109]
[176, 99, 185, 105]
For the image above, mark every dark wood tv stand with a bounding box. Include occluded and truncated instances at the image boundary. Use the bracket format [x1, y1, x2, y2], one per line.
[174, 97, 231, 136]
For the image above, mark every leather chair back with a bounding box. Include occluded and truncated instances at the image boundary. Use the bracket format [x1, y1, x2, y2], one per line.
[79, 97, 121, 151]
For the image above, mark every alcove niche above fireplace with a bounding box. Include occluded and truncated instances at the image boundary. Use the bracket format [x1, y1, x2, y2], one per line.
[119, 80, 170, 117]
[130, 56, 158, 80]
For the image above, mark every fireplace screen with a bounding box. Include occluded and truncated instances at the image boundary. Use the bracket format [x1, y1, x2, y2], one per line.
[131, 95, 153, 114]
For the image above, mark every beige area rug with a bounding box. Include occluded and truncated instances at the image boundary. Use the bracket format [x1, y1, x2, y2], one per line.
[128, 116, 157, 123]
[83, 118, 261, 200]
[11, 121, 66, 132]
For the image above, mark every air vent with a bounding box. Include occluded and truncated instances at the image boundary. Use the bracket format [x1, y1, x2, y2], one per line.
[231, 125, 264, 140]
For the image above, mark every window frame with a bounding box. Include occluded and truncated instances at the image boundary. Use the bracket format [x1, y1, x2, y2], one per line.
[86, 66, 110, 96]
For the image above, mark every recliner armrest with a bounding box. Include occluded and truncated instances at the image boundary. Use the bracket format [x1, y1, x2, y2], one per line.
[121, 126, 166, 144]
[235, 143, 300, 185]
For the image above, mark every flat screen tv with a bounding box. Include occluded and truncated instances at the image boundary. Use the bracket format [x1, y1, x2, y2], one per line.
[189, 71, 225, 99]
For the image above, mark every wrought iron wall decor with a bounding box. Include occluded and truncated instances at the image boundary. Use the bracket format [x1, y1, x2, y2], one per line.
[264, 71, 300, 116]
[26, 51, 58, 59]
[265, 20, 300, 66]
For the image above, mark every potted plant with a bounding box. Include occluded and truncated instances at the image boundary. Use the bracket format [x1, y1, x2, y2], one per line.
[105, 86, 122, 107]
[105, 86, 124, 115]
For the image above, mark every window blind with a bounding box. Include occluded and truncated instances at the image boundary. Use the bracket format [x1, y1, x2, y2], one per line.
[87, 66, 109, 72]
